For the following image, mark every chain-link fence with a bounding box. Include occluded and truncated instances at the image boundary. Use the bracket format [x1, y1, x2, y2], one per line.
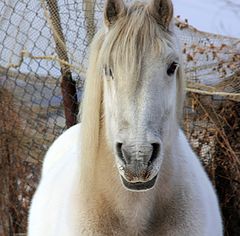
[0, 0, 239, 235]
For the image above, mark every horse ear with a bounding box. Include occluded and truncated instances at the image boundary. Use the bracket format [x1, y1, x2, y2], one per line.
[104, 0, 126, 27]
[148, 0, 173, 29]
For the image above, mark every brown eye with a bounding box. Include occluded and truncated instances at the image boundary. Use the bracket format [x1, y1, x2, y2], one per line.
[104, 65, 113, 79]
[167, 62, 178, 76]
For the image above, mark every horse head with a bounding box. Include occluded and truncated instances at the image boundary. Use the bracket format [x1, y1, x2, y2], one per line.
[98, 0, 185, 191]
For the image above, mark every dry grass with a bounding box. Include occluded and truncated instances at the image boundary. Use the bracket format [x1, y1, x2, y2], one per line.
[0, 88, 64, 235]
[184, 92, 240, 236]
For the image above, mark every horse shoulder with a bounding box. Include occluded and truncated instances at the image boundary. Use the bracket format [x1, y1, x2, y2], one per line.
[28, 124, 82, 236]
[173, 129, 223, 235]
[42, 123, 82, 176]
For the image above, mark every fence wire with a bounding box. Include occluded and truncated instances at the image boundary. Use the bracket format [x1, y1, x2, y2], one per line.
[0, 0, 239, 235]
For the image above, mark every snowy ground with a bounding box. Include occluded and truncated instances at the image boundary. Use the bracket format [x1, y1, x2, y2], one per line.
[173, 0, 240, 38]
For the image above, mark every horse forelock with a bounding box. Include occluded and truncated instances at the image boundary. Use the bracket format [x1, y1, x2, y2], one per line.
[99, 2, 185, 119]
[100, 2, 176, 81]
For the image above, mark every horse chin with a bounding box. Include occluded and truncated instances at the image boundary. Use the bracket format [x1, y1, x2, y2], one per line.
[120, 175, 158, 192]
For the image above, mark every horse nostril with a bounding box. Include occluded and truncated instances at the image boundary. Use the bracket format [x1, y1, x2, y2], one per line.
[116, 143, 126, 164]
[149, 143, 160, 165]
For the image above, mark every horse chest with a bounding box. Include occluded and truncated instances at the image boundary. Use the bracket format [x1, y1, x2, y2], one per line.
[91, 199, 158, 236]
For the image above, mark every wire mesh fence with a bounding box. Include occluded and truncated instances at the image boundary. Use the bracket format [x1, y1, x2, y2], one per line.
[0, 0, 239, 235]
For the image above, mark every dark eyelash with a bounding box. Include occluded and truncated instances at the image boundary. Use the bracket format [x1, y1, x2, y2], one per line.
[167, 62, 178, 76]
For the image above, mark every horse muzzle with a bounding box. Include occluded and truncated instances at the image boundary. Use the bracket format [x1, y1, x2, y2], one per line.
[115, 142, 160, 191]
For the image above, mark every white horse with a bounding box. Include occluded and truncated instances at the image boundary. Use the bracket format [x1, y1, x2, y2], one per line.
[28, 0, 223, 235]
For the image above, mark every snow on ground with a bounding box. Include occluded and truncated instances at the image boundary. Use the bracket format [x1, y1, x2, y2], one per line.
[173, 0, 240, 38]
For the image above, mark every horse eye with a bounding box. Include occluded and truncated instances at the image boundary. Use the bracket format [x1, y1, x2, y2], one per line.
[104, 66, 113, 79]
[167, 62, 178, 76]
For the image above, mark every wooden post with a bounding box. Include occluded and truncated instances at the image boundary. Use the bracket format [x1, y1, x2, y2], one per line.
[45, 0, 78, 128]
[84, 0, 96, 45]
